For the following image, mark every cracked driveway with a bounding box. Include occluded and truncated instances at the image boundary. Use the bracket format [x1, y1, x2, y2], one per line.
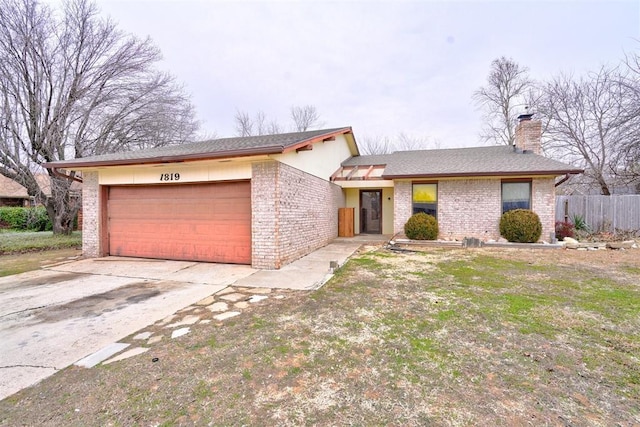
[0, 257, 256, 401]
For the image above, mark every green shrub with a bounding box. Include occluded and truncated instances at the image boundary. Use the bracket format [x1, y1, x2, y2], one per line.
[404, 212, 438, 240]
[0, 207, 52, 231]
[499, 209, 542, 243]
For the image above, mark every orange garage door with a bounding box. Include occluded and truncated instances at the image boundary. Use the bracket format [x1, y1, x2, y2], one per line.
[107, 181, 251, 264]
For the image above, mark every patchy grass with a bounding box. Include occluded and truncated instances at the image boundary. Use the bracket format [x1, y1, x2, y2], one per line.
[0, 230, 81, 255]
[0, 248, 81, 277]
[1, 247, 639, 426]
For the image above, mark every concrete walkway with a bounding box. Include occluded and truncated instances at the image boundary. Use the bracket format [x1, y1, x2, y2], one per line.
[236, 238, 371, 290]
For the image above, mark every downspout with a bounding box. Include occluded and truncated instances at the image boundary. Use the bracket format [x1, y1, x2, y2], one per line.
[555, 174, 570, 187]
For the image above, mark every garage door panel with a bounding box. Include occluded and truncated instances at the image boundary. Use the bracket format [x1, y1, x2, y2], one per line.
[108, 182, 251, 264]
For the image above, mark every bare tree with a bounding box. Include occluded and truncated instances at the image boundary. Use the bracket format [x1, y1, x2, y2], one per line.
[234, 105, 321, 136]
[234, 109, 282, 136]
[396, 132, 440, 151]
[616, 52, 640, 191]
[234, 110, 254, 137]
[539, 66, 634, 195]
[357, 135, 393, 155]
[290, 105, 322, 131]
[474, 57, 535, 145]
[0, 0, 198, 234]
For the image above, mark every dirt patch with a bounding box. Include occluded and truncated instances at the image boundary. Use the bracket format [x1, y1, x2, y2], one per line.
[0, 247, 639, 426]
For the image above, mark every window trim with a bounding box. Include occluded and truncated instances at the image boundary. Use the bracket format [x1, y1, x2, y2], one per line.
[412, 182, 438, 218]
[501, 179, 532, 214]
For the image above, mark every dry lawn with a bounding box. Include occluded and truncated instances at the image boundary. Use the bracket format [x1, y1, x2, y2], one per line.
[1, 246, 639, 426]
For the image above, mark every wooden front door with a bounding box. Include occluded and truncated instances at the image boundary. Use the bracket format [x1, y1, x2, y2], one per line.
[360, 190, 382, 234]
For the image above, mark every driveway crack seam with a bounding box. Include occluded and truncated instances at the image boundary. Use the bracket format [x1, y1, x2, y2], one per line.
[0, 364, 58, 370]
[0, 306, 47, 319]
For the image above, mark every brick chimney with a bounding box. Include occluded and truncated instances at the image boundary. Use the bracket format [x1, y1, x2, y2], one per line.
[514, 113, 542, 154]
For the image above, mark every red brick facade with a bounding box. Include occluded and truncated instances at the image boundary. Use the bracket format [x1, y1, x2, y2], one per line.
[251, 161, 345, 269]
[394, 177, 556, 242]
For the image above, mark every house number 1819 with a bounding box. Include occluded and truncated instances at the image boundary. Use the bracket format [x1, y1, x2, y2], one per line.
[160, 173, 180, 181]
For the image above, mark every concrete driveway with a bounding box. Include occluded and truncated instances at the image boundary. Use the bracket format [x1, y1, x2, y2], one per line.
[0, 257, 256, 401]
[0, 238, 370, 402]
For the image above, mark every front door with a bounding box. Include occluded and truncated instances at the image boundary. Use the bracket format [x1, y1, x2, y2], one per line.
[360, 190, 382, 234]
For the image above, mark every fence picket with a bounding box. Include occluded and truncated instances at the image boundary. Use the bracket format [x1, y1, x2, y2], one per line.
[556, 195, 640, 234]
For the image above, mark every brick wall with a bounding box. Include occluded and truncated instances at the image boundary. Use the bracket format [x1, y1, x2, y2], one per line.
[393, 181, 412, 234]
[252, 160, 345, 269]
[82, 171, 100, 257]
[532, 178, 556, 241]
[438, 179, 501, 240]
[395, 177, 557, 242]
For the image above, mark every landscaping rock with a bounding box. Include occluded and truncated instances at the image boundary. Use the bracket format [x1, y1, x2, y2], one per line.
[207, 302, 229, 312]
[133, 332, 152, 340]
[249, 295, 269, 303]
[195, 296, 216, 306]
[103, 347, 149, 365]
[171, 328, 190, 339]
[218, 292, 247, 302]
[607, 241, 635, 250]
[213, 311, 240, 321]
[165, 315, 200, 328]
[147, 335, 163, 345]
[234, 301, 249, 309]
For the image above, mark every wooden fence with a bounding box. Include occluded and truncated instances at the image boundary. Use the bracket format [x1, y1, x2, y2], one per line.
[555, 195, 640, 233]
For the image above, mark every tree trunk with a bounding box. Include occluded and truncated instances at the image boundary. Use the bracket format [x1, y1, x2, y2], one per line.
[46, 175, 81, 235]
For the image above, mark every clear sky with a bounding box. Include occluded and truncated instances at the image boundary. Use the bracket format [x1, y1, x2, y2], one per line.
[95, 0, 639, 148]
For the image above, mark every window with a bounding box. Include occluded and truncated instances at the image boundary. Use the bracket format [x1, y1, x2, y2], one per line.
[412, 183, 437, 218]
[502, 181, 531, 213]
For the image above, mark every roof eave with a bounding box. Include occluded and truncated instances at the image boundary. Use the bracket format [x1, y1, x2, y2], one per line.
[42, 146, 284, 169]
[281, 127, 354, 154]
[382, 169, 584, 179]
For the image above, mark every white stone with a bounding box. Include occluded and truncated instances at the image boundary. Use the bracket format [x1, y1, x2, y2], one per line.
[248, 287, 272, 295]
[249, 295, 268, 303]
[102, 347, 149, 365]
[148, 335, 163, 345]
[196, 296, 215, 306]
[199, 319, 212, 324]
[133, 332, 152, 340]
[75, 343, 130, 368]
[563, 237, 579, 245]
[158, 314, 176, 325]
[171, 328, 191, 339]
[165, 315, 200, 328]
[213, 311, 241, 321]
[207, 302, 229, 312]
[234, 301, 249, 309]
[218, 292, 247, 302]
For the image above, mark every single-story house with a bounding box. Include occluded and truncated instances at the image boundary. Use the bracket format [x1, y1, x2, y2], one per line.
[0, 174, 80, 207]
[0, 175, 31, 207]
[45, 115, 582, 269]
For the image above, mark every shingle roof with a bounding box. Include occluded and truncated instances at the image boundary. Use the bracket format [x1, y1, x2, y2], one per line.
[342, 146, 583, 178]
[44, 127, 353, 168]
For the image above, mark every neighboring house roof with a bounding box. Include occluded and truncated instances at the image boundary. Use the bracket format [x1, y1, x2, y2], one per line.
[0, 175, 29, 199]
[0, 174, 81, 198]
[44, 127, 355, 169]
[342, 146, 583, 179]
